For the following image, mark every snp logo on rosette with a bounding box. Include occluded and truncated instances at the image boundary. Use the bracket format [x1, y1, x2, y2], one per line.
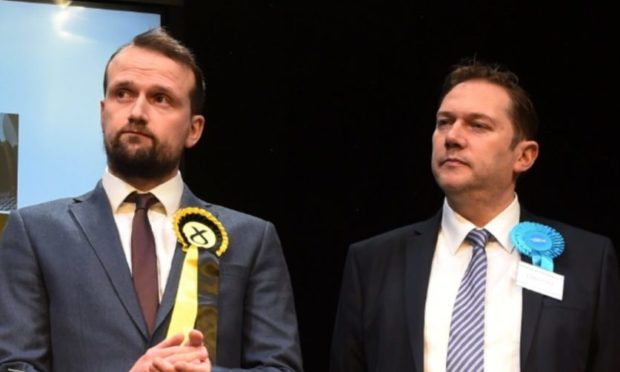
[174, 207, 228, 257]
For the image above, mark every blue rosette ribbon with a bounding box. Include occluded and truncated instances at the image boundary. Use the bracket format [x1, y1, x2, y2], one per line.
[510, 221, 565, 272]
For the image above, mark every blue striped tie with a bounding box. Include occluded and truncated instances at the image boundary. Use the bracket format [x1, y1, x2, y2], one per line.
[446, 228, 491, 372]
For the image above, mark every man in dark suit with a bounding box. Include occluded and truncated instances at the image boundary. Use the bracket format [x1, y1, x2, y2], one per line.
[0, 28, 303, 372]
[330, 60, 620, 372]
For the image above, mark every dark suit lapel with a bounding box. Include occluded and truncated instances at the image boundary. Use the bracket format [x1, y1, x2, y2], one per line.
[405, 212, 441, 372]
[518, 209, 544, 369]
[154, 186, 213, 334]
[69, 182, 149, 338]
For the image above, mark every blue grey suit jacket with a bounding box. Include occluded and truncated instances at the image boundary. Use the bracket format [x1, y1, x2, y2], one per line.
[0, 182, 303, 372]
[330, 209, 620, 372]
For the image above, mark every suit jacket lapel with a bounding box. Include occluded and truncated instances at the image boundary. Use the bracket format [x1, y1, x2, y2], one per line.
[69, 182, 149, 338]
[518, 209, 544, 369]
[405, 212, 442, 372]
[153, 186, 213, 334]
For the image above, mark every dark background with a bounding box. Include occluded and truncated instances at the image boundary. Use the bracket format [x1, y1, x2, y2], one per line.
[97, 0, 620, 370]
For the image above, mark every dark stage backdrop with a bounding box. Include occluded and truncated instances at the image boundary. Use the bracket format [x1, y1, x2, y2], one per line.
[175, 2, 619, 371]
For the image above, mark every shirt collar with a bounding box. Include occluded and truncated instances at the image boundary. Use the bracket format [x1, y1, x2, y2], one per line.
[101, 167, 184, 216]
[440, 195, 521, 254]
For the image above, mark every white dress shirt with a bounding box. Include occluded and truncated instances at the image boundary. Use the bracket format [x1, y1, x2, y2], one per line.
[424, 196, 523, 372]
[102, 168, 183, 301]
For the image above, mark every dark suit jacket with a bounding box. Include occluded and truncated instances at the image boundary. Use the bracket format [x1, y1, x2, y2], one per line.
[0, 183, 303, 372]
[330, 210, 620, 372]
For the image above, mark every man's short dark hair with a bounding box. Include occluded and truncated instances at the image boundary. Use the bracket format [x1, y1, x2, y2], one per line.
[103, 27, 206, 115]
[440, 58, 538, 145]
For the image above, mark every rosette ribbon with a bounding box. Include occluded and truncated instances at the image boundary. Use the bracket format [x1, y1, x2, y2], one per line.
[168, 207, 228, 360]
[510, 221, 564, 272]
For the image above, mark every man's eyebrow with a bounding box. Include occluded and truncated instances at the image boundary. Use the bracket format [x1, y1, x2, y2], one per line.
[149, 84, 175, 94]
[465, 113, 494, 122]
[108, 80, 135, 89]
[436, 110, 454, 117]
[108, 81, 175, 95]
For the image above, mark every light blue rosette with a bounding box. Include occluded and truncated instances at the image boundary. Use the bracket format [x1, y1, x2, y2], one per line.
[510, 221, 565, 272]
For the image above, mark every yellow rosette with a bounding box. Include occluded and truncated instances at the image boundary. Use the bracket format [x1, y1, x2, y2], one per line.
[168, 207, 228, 358]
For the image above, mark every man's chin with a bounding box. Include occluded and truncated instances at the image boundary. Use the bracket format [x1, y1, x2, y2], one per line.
[105, 141, 181, 180]
[117, 142, 153, 156]
[436, 176, 470, 193]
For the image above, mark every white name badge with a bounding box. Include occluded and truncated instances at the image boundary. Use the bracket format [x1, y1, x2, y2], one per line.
[516, 261, 564, 300]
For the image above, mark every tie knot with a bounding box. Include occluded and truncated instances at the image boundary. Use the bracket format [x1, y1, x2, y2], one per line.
[465, 228, 491, 248]
[127, 192, 158, 210]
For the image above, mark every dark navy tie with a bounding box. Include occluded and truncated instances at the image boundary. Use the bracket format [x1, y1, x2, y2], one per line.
[446, 228, 491, 372]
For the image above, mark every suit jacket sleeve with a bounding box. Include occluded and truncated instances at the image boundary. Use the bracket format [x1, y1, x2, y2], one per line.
[590, 239, 620, 371]
[213, 221, 303, 372]
[329, 244, 365, 372]
[0, 210, 50, 371]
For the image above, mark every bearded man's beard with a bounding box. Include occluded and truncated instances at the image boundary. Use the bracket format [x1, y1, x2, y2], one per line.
[104, 133, 181, 181]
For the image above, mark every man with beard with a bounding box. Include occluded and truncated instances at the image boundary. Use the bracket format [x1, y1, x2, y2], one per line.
[0, 28, 303, 372]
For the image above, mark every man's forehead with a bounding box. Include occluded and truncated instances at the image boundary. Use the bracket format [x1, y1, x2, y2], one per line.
[439, 80, 511, 115]
[110, 45, 171, 67]
[107, 45, 195, 87]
